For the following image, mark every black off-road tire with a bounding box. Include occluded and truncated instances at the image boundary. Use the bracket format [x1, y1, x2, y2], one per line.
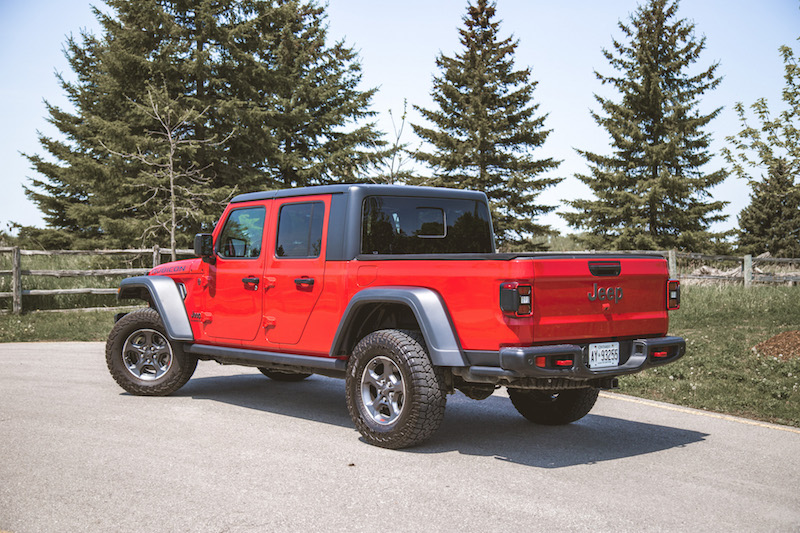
[345, 329, 447, 449]
[508, 387, 599, 425]
[257, 368, 312, 382]
[106, 308, 197, 396]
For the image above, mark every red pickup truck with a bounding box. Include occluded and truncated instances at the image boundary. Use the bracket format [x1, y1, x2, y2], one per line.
[107, 184, 684, 448]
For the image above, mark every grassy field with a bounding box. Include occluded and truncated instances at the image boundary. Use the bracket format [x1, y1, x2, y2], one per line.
[0, 309, 132, 343]
[0, 284, 798, 427]
[620, 285, 800, 427]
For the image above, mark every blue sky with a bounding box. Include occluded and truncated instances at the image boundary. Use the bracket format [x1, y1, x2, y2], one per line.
[1, 0, 798, 237]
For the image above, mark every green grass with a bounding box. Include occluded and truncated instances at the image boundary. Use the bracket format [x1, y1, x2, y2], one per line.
[0, 309, 132, 342]
[620, 285, 800, 427]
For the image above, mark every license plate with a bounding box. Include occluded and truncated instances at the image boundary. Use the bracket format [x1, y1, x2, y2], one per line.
[588, 342, 620, 369]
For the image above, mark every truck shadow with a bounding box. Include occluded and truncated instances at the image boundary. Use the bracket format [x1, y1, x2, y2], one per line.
[179, 373, 708, 469]
[423, 393, 709, 468]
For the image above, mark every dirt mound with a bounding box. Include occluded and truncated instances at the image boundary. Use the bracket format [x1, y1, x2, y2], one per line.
[754, 330, 800, 361]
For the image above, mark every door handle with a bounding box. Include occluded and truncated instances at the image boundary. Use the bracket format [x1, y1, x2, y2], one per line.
[294, 277, 315, 287]
[242, 276, 260, 286]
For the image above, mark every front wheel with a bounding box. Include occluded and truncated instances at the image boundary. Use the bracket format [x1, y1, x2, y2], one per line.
[508, 388, 599, 425]
[106, 308, 197, 396]
[345, 329, 446, 449]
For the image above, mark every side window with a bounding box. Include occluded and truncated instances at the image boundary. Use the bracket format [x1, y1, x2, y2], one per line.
[216, 207, 266, 259]
[276, 202, 325, 258]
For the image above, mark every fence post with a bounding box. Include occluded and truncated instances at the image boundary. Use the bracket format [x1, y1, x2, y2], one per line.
[11, 246, 22, 314]
[668, 249, 677, 279]
[152, 245, 160, 268]
[743, 254, 753, 288]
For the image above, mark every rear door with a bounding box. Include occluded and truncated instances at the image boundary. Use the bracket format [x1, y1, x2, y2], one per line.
[262, 194, 330, 345]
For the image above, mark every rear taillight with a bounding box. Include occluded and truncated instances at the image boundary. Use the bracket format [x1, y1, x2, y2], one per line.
[500, 281, 533, 316]
[667, 280, 680, 310]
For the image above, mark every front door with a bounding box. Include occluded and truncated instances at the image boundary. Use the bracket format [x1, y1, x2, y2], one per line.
[263, 195, 329, 345]
[205, 203, 269, 342]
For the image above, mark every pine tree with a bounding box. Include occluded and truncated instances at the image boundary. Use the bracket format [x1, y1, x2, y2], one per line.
[264, 1, 381, 187]
[563, 0, 728, 252]
[724, 42, 800, 257]
[737, 162, 800, 257]
[22, 0, 380, 248]
[411, 0, 560, 250]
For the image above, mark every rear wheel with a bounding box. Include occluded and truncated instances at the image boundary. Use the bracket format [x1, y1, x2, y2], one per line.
[257, 368, 312, 382]
[508, 388, 599, 425]
[345, 329, 446, 449]
[106, 308, 197, 396]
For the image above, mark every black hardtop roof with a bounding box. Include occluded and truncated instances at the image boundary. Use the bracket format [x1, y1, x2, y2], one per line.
[230, 184, 489, 204]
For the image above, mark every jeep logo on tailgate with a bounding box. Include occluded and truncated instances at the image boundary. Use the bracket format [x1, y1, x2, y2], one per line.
[588, 283, 623, 303]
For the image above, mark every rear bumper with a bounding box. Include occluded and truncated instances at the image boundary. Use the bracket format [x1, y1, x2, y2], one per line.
[458, 336, 685, 384]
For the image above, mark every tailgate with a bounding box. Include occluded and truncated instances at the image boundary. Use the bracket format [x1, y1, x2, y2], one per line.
[530, 255, 669, 344]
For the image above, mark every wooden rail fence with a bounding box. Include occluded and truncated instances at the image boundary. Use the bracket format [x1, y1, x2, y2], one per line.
[0, 247, 798, 314]
[590, 250, 800, 287]
[0, 246, 192, 314]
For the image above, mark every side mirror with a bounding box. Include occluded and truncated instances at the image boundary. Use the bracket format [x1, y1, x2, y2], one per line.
[194, 233, 215, 264]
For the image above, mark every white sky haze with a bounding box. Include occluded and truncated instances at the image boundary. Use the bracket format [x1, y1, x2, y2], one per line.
[1, 0, 798, 237]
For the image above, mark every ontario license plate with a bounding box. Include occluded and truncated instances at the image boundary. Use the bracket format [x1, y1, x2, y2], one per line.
[588, 342, 620, 369]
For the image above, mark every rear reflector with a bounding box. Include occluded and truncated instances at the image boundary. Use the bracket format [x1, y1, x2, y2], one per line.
[533, 355, 574, 368]
[653, 351, 668, 358]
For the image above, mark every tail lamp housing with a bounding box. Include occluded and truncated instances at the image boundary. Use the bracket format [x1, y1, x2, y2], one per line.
[667, 280, 680, 310]
[500, 282, 532, 316]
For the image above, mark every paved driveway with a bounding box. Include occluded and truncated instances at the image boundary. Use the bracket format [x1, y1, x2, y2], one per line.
[1, 342, 799, 532]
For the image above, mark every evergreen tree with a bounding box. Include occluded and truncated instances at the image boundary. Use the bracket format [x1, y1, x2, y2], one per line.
[23, 0, 380, 249]
[563, 0, 728, 251]
[411, 0, 560, 250]
[737, 162, 800, 257]
[264, 1, 381, 187]
[724, 42, 800, 257]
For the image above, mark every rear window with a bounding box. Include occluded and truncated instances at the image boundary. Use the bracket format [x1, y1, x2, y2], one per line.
[361, 196, 493, 254]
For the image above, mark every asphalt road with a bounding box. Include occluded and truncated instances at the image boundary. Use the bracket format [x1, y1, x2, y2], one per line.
[1, 342, 799, 533]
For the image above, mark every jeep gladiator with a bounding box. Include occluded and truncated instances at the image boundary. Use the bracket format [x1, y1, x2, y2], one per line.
[107, 184, 685, 448]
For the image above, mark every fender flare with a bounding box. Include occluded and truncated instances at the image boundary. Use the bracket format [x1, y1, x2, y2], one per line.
[118, 276, 194, 342]
[330, 286, 466, 367]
